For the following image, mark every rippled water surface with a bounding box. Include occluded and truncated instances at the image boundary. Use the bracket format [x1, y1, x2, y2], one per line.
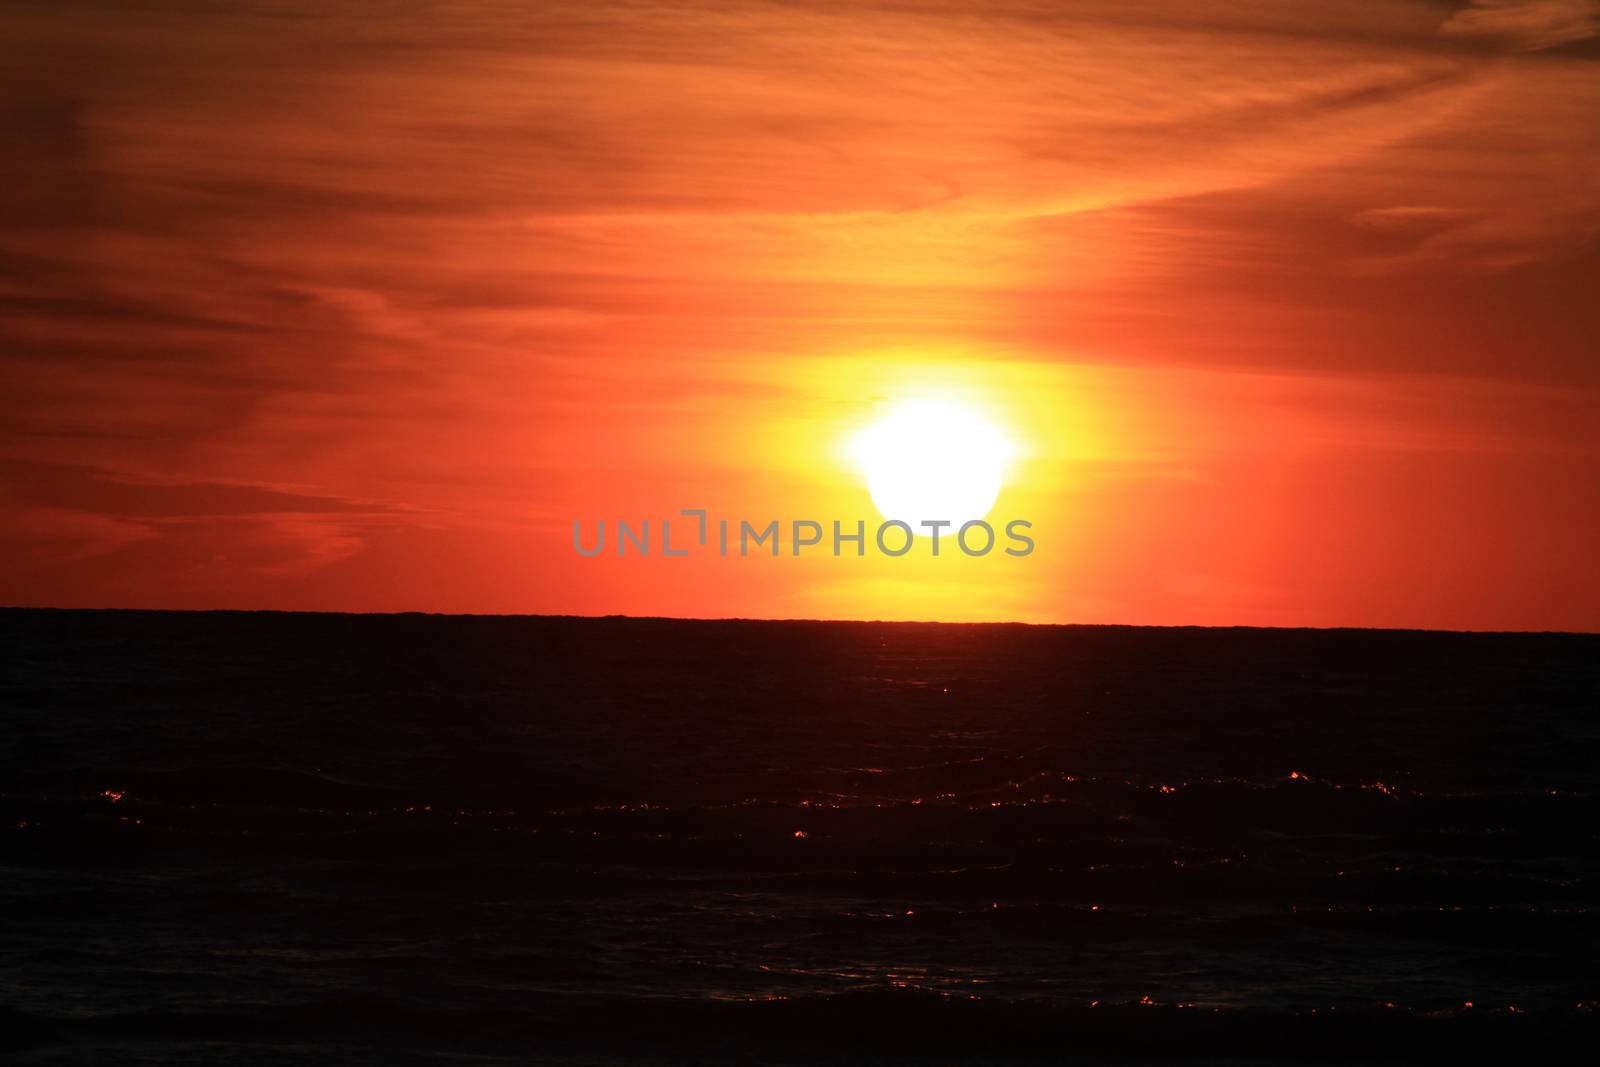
[2, 610, 1597, 1062]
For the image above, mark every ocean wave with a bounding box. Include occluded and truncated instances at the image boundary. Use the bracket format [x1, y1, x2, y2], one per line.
[5, 992, 1599, 1061]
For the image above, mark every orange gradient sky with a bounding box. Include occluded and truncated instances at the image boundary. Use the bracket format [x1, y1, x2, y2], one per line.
[2, 0, 1597, 629]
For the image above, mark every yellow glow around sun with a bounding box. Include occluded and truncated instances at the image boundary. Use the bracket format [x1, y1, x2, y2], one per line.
[849, 397, 1016, 531]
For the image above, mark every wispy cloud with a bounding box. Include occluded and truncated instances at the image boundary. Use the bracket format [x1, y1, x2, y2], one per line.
[1442, 0, 1600, 51]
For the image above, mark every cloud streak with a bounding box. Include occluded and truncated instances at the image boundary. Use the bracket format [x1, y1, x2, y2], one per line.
[1442, 0, 1600, 51]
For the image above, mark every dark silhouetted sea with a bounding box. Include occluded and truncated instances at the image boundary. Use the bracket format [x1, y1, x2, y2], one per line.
[2, 610, 1597, 1063]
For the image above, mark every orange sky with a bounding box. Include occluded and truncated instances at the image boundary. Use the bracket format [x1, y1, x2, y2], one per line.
[1, 0, 1597, 629]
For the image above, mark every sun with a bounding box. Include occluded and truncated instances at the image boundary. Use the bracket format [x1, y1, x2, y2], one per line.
[849, 397, 1015, 531]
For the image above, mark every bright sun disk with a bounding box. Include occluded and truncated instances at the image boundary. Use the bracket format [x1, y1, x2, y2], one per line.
[849, 397, 1015, 532]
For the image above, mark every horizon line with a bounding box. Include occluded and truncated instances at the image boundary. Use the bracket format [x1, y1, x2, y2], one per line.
[1, 604, 1594, 638]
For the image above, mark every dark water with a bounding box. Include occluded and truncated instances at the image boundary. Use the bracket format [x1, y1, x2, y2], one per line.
[2, 609, 1598, 1063]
